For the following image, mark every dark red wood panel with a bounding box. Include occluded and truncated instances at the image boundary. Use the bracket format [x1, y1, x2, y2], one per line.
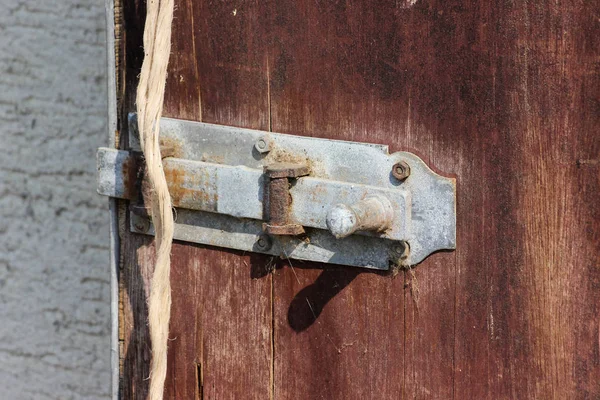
[120, 234, 153, 400]
[120, 237, 203, 400]
[267, 1, 454, 398]
[185, 246, 271, 400]
[273, 266, 405, 399]
[121, 238, 272, 399]
[118, 0, 600, 398]
[193, 0, 270, 130]
[120, 0, 272, 398]
[175, 4, 274, 395]
[162, 0, 202, 120]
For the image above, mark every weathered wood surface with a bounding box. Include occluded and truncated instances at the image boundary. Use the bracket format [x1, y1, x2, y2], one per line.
[120, 2, 272, 399]
[118, 0, 600, 398]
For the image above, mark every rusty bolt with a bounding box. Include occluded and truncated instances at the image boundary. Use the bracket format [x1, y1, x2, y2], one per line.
[256, 234, 273, 251]
[263, 162, 309, 236]
[392, 161, 411, 181]
[255, 137, 271, 154]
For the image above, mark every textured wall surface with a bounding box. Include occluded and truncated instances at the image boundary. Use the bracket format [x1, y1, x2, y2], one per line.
[0, 1, 110, 398]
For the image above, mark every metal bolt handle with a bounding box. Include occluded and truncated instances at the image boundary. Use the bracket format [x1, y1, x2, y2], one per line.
[326, 196, 395, 239]
[263, 162, 309, 236]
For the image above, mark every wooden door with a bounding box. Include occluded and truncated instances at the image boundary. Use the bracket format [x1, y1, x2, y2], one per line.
[114, 0, 600, 398]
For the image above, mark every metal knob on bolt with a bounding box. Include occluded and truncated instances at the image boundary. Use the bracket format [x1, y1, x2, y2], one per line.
[326, 195, 395, 239]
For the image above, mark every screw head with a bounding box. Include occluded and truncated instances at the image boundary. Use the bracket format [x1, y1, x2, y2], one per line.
[256, 234, 273, 251]
[392, 161, 411, 181]
[133, 217, 150, 233]
[255, 137, 271, 154]
[393, 241, 410, 261]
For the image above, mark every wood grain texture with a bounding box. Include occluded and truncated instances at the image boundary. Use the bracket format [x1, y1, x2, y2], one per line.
[120, 0, 272, 399]
[118, 0, 600, 398]
[267, 2, 455, 398]
[273, 265, 405, 399]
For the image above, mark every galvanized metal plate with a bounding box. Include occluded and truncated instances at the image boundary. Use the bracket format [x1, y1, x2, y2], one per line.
[98, 114, 456, 269]
[129, 210, 407, 270]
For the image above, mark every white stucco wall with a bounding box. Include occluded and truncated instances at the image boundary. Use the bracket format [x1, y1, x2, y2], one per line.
[0, 1, 110, 398]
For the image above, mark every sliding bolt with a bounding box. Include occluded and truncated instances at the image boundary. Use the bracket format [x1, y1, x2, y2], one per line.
[326, 195, 394, 239]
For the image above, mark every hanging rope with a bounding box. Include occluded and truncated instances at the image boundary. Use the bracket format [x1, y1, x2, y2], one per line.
[136, 0, 175, 399]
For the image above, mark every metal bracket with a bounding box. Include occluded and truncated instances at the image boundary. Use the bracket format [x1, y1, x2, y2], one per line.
[97, 114, 456, 269]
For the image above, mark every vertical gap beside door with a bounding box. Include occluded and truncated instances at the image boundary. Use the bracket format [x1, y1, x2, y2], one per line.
[266, 51, 275, 400]
[196, 362, 203, 400]
[271, 273, 275, 400]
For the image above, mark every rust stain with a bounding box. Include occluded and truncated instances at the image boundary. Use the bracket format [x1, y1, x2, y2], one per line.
[163, 163, 218, 211]
[269, 149, 313, 174]
[268, 148, 329, 178]
[159, 136, 185, 159]
[121, 152, 144, 200]
[121, 155, 135, 199]
[270, 148, 307, 164]
[263, 163, 308, 235]
[200, 152, 225, 164]
[309, 184, 327, 202]
[164, 165, 186, 204]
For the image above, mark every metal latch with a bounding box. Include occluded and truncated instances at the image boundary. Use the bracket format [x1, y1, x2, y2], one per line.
[97, 114, 456, 269]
